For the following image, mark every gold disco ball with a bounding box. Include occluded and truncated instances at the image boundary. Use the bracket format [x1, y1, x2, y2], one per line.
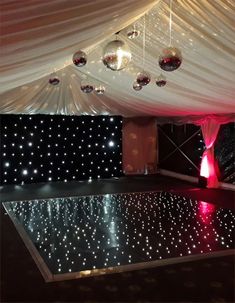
[103, 39, 132, 71]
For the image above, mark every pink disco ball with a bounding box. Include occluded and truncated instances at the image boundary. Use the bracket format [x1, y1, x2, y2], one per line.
[80, 84, 94, 93]
[49, 77, 60, 85]
[159, 47, 182, 71]
[136, 71, 151, 86]
[156, 74, 167, 87]
[133, 82, 142, 91]
[73, 50, 87, 67]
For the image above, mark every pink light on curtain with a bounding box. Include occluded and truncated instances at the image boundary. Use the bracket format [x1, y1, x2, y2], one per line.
[199, 119, 220, 188]
[200, 154, 209, 178]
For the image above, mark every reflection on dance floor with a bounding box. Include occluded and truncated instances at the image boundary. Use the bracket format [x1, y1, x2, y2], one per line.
[4, 191, 235, 279]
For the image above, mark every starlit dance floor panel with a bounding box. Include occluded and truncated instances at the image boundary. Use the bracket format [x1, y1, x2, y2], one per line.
[3, 191, 235, 282]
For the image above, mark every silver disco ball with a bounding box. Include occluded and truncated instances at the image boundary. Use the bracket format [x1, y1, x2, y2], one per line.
[103, 39, 131, 71]
[73, 50, 87, 67]
[133, 81, 142, 91]
[127, 28, 140, 39]
[136, 71, 151, 86]
[159, 47, 182, 71]
[156, 74, 167, 87]
[80, 80, 94, 93]
[49, 77, 60, 85]
[95, 85, 105, 95]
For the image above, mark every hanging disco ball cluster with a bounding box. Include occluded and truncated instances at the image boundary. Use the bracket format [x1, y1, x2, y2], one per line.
[49, 12, 182, 92]
[68, 37, 132, 93]
[132, 71, 167, 91]
[49, 44, 181, 91]
[132, 46, 182, 90]
[80, 80, 105, 95]
[49, 0, 183, 91]
[72, 51, 104, 94]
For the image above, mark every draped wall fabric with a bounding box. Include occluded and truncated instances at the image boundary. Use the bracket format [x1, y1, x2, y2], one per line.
[155, 114, 235, 125]
[200, 118, 221, 188]
[0, 0, 235, 121]
[122, 117, 158, 174]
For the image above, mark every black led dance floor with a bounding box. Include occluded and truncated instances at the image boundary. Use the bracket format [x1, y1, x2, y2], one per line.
[3, 191, 235, 281]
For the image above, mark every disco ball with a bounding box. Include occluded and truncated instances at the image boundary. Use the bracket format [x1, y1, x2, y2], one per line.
[127, 28, 140, 39]
[133, 82, 142, 91]
[95, 85, 105, 95]
[156, 74, 167, 87]
[159, 47, 182, 71]
[80, 80, 94, 93]
[136, 71, 151, 86]
[103, 39, 131, 71]
[49, 77, 60, 85]
[73, 50, 87, 67]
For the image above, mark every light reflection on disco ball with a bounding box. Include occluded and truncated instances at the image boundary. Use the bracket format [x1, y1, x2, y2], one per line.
[136, 71, 151, 86]
[127, 29, 140, 39]
[159, 47, 182, 71]
[133, 82, 142, 91]
[49, 77, 60, 85]
[95, 85, 105, 95]
[103, 39, 131, 71]
[73, 50, 87, 67]
[156, 74, 167, 87]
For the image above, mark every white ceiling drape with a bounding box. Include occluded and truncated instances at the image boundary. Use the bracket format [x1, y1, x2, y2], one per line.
[0, 0, 158, 92]
[0, 0, 235, 121]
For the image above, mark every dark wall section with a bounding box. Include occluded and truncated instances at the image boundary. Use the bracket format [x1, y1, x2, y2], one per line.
[158, 123, 235, 184]
[215, 123, 235, 184]
[0, 115, 123, 185]
[158, 124, 204, 177]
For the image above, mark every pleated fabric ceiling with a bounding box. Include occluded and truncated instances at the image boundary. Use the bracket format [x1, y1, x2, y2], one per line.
[0, 0, 235, 121]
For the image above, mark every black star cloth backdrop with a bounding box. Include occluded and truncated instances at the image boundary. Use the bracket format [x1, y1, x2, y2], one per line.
[0, 115, 123, 185]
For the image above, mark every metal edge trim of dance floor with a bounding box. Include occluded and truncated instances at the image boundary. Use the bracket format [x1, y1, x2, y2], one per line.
[3, 194, 235, 283]
[3, 202, 53, 282]
[1, 189, 162, 204]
